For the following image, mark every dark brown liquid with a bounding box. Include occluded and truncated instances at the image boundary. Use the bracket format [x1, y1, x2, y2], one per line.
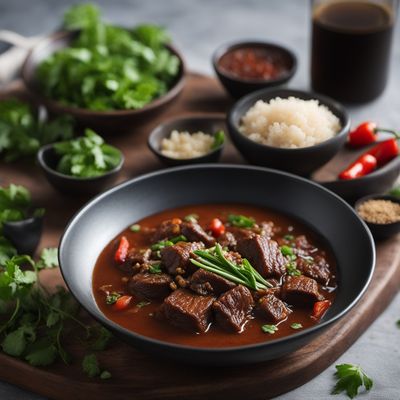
[311, 1, 394, 103]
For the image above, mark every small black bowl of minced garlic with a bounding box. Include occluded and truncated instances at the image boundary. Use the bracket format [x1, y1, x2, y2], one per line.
[355, 194, 400, 240]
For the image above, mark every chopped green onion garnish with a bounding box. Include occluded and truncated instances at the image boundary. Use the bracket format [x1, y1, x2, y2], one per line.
[151, 240, 174, 251]
[228, 214, 255, 228]
[286, 261, 301, 277]
[184, 213, 199, 223]
[290, 323, 303, 330]
[261, 324, 278, 334]
[170, 235, 187, 244]
[280, 245, 294, 257]
[105, 292, 121, 305]
[283, 234, 294, 241]
[130, 224, 141, 232]
[137, 300, 151, 308]
[149, 263, 162, 274]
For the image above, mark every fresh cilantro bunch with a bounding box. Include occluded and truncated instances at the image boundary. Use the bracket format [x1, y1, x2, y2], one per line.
[54, 129, 122, 178]
[332, 363, 373, 399]
[37, 3, 180, 110]
[0, 99, 74, 162]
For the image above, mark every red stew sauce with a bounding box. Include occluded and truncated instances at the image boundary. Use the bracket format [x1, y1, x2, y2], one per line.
[93, 204, 337, 348]
[218, 47, 289, 81]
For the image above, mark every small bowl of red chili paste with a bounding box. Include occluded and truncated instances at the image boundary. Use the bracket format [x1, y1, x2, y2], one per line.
[213, 41, 297, 98]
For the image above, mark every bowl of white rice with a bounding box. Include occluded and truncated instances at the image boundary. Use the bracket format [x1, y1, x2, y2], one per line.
[227, 88, 350, 176]
[148, 115, 226, 166]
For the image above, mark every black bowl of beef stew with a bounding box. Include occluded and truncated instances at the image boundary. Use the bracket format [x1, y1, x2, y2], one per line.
[59, 165, 375, 365]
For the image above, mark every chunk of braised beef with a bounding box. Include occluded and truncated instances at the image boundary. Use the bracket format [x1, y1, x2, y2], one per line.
[217, 231, 237, 250]
[257, 294, 289, 323]
[128, 272, 172, 299]
[161, 241, 203, 275]
[297, 255, 331, 285]
[229, 227, 256, 242]
[152, 219, 181, 242]
[236, 235, 286, 278]
[213, 285, 254, 332]
[118, 248, 151, 273]
[189, 269, 236, 296]
[159, 289, 215, 333]
[281, 275, 323, 306]
[181, 221, 216, 247]
[294, 235, 317, 254]
[257, 221, 277, 238]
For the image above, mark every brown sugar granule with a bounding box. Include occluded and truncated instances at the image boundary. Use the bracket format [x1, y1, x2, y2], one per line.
[357, 199, 400, 224]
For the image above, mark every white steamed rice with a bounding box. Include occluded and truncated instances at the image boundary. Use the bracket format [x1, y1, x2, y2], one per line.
[239, 96, 341, 148]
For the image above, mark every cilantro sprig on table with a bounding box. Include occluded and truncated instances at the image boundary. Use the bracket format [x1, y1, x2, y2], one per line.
[0, 99, 74, 162]
[332, 364, 373, 399]
[37, 3, 180, 111]
[54, 129, 122, 178]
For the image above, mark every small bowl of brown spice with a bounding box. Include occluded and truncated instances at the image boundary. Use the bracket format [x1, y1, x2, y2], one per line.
[355, 194, 400, 240]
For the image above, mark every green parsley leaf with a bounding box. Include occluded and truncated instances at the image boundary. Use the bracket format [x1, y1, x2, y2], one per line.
[36, 248, 59, 270]
[100, 370, 112, 379]
[149, 263, 162, 274]
[261, 324, 278, 334]
[25, 341, 58, 366]
[290, 323, 303, 330]
[332, 364, 373, 399]
[228, 214, 255, 228]
[105, 292, 121, 305]
[129, 224, 141, 232]
[211, 130, 225, 150]
[82, 353, 101, 378]
[90, 327, 112, 351]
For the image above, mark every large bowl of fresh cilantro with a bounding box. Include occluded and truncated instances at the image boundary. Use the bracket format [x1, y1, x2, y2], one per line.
[22, 4, 185, 133]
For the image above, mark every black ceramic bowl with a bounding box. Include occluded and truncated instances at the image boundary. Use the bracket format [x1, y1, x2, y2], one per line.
[355, 194, 400, 240]
[317, 156, 400, 204]
[212, 41, 297, 98]
[227, 88, 350, 176]
[59, 165, 375, 365]
[37, 144, 124, 196]
[147, 115, 226, 166]
[22, 30, 186, 134]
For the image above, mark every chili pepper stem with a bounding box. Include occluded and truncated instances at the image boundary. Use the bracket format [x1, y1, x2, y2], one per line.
[374, 128, 400, 139]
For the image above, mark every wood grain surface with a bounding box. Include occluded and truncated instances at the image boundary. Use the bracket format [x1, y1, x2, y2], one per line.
[0, 74, 399, 400]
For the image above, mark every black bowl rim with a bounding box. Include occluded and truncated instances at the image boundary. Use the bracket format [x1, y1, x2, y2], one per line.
[22, 30, 186, 117]
[59, 164, 375, 354]
[37, 143, 124, 182]
[354, 193, 400, 228]
[147, 113, 226, 162]
[212, 40, 297, 85]
[316, 154, 400, 185]
[228, 87, 351, 153]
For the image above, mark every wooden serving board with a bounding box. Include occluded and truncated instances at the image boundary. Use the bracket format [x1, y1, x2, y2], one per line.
[0, 73, 399, 400]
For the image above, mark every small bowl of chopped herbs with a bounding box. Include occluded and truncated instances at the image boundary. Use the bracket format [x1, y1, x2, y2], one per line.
[22, 4, 185, 134]
[355, 194, 400, 240]
[37, 129, 124, 196]
[148, 114, 226, 166]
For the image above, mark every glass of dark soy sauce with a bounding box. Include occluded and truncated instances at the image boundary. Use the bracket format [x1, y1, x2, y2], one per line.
[311, 0, 398, 103]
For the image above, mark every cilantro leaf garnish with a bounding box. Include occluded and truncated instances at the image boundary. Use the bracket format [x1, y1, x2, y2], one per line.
[332, 364, 373, 399]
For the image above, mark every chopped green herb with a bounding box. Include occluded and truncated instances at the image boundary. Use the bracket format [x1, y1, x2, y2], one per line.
[388, 186, 400, 198]
[82, 354, 101, 378]
[191, 244, 272, 291]
[290, 323, 303, 330]
[151, 240, 173, 251]
[286, 262, 301, 277]
[0, 98, 74, 162]
[184, 214, 199, 223]
[129, 224, 141, 232]
[149, 263, 162, 274]
[100, 370, 112, 380]
[105, 292, 121, 305]
[332, 364, 373, 399]
[36, 248, 59, 270]
[211, 130, 225, 150]
[37, 4, 180, 111]
[261, 324, 278, 334]
[280, 245, 295, 257]
[170, 235, 187, 244]
[90, 327, 112, 351]
[137, 300, 151, 308]
[283, 234, 294, 241]
[228, 214, 255, 228]
[54, 129, 122, 178]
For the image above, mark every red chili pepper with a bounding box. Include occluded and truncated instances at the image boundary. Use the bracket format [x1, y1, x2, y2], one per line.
[347, 121, 399, 148]
[113, 295, 132, 311]
[209, 218, 226, 237]
[339, 154, 377, 180]
[367, 138, 399, 166]
[114, 236, 129, 264]
[311, 300, 331, 320]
